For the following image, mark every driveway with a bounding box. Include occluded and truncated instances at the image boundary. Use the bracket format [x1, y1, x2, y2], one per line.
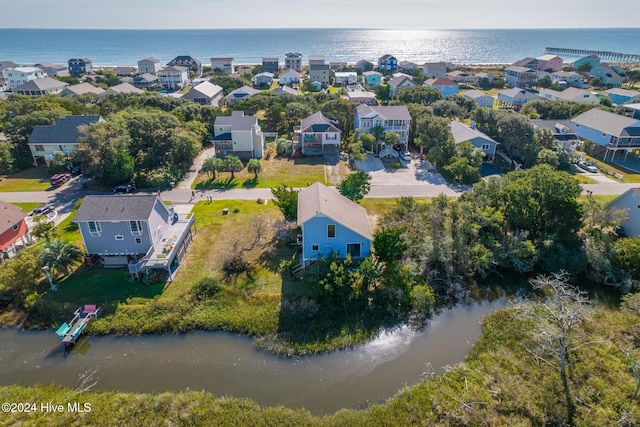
[357, 154, 448, 186]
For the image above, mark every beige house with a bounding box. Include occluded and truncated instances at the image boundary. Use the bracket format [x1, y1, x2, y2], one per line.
[210, 57, 235, 75]
[182, 81, 224, 106]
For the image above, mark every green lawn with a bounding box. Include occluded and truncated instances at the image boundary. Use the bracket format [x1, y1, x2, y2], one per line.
[193, 156, 328, 189]
[11, 202, 43, 213]
[0, 168, 52, 192]
[568, 172, 598, 184]
[585, 155, 640, 183]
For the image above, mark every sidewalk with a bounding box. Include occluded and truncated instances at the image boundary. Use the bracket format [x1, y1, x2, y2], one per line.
[177, 146, 216, 189]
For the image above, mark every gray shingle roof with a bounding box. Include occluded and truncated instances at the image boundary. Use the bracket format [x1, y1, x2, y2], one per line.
[226, 85, 260, 99]
[297, 182, 372, 240]
[450, 121, 497, 145]
[62, 83, 104, 95]
[571, 108, 640, 137]
[183, 81, 223, 99]
[300, 112, 341, 133]
[73, 195, 161, 222]
[13, 77, 68, 92]
[28, 115, 102, 144]
[105, 83, 144, 94]
[214, 111, 257, 131]
[356, 104, 411, 120]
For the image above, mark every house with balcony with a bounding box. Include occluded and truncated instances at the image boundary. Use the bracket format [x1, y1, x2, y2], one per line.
[212, 111, 264, 159]
[447, 70, 476, 84]
[573, 55, 600, 69]
[297, 182, 372, 267]
[28, 115, 103, 166]
[512, 57, 538, 69]
[450, 121, 498, 161]
[590, 63, 628, 88]
[355, 104, 411, 148]
[158, 66, 190, 91]
[363, 71, 383, 87]
[262, 57, 279, 73]
[0, 201, 33, 262]
[463, 90, 495, 108]
[622, 103, 640, 120]
[182, 81, 224, 106]
[73, 194, 195, 279]
[210, 57, 234, 75]
[253, 72, 274, 88]
[334, 71, 357, 85]
[309, 64, 331, 84]
[12, 77, 68, 96]
[278, 69, 301, 85]
[132, 73, 160, 90]
[378, 54, 398, 72]
[536, 55, 563, 72]
[68, 58, 93, 77]
[225, 85, 260, 107]
[571, 108, 640, 162]
[538, 87, 600, 105]
[137, 57, 162, 75]
[504, 66, 538, 88]
[295, 112, 341, 156]
[531, 120, 580, 154]
[167, 56, 202, 76]
[424, 77, 459, 97]
[285, 52, 302, 72]
[546, 71, 585, 88]
[497, 88, 541, 109]
[3, 66, 46, 90]
[422, 62, 448, 78]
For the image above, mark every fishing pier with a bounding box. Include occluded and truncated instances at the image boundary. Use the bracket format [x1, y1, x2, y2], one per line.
[55, 305, 101, 349]
[545, 47, 640, 63]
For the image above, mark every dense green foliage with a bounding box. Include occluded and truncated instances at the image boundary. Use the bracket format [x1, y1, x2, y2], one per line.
[336, 170, 371, 202]
[271, 184, 299, 221]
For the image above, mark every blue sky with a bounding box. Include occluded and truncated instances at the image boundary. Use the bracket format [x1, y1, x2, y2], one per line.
[2, 0, 639, 29]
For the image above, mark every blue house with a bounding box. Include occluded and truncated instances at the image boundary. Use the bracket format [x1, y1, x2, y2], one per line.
[571, 108, 640, 162]
[68, 58, 93, 77]
[606, 88, 640, 105]
[573, 55, 600, 69]
[424, 77, 459, 97]
[363, 71, 383, 87]
[297, 183, 373, 266]
[378, 54, 398, 72]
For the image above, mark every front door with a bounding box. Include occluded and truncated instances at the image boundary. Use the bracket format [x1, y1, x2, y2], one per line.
[346, 243, 361, 258]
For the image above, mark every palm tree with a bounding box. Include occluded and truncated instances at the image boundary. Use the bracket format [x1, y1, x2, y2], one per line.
[31, 216, 58, 242]
[223, 155, 243, 180]
[39, 239, 84, 277]
[247, 159, 262, 179]
[201, 156, 223, 180]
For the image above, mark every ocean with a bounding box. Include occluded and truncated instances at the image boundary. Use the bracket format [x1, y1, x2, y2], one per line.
[0, 28, 639, 67]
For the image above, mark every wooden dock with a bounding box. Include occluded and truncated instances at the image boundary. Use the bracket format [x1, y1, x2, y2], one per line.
[56, 305, 101, 349]
[545, 47, 640, 63]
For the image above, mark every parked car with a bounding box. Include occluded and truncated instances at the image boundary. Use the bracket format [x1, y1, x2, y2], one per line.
[577, 161, 598, 173]
[30, 205, 54, 217]
[112, 183, 136, 193]
[393, 145, 411, 161]
[50, 173, 71, 186]
[69, 165, 82, 176]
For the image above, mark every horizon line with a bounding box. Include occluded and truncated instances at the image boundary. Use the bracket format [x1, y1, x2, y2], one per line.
[1, 26, 638, 31]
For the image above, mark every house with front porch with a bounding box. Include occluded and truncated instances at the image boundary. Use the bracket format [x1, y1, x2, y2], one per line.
[424, 77, 459, 97]
[354, 104, 411, 147]
[28, 115, 103, 166]
[12, 77, 68, 96]
[253, 72, 274, 87]
[210, 57, 235, 75]
[309, 64, 331, 85]
[68, 58, 93, 77]
[504, 66, 538, 88]
[73, 194, 195, 279]
[388, 75, 416, 97]
[531, 119, 580, 154]
[285, 52, 303, 72]
[0, 201, 33, 262]
[212, 111, 264, 159]
[610, 188, 640, 237]
[546, 71, 585, 88]
[450, 121, 497, 161]
[334, 72, 357, 85]
[571, 108, 640, 162]
[3, 66, 46, 90]
[158, 66, 190, 91]
[297, 182, 372, 266]
[295, 112, 341, 156]
[279, 69, 301, 85]
[262, 58, 279, 73]
[447, 70, 476, 84]
[363, 71, 383, 87]
[132, 73, 160, 90]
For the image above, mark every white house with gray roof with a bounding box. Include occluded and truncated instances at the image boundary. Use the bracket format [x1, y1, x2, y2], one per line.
[3, 66, 46, 90]
[212, 111, 264, 159]
[497, 88, 540, 109]
[463, 90, 495, 108]
[181, 81, 223, 106]
[354, 105, 411, 147]
[210, 57, 235, 75]
[137, 57, 162, 75]
[28, 115, 102, 166]
[571, 108, 640, 161]
[297, 182, 372, 266]
[34, 62, 69, 77]
[225, 85, 260, 107]
[537, 87, 600, 105]
[295, 112, 341, 155]
[450, 121, 498, 161]
[73, 194, 195, 278]
[158, 66, 190, 91]
[12, 77, 68, 96]
[610, 188, 640, 238]
[279, 69, 301, 85]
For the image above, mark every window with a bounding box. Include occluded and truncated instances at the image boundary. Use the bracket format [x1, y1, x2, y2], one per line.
[311, 244, 319, 251]
[346, 243, 362, 258]
[327, 224, 336, 238]
[482, 144, 491, 151]
[129, 220, 143, 236]
[135, 237, 142, 244]
[12, 224, 18, 231]
[88, 221, 101, 236]
[34, 145, 44, 152]
[115, 234, 124, 241]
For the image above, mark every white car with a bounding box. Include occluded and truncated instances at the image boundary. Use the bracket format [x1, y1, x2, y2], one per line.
[578, 161, 598, 173]
[398, 151, 411, 161]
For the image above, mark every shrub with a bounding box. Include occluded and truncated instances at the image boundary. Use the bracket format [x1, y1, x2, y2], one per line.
[192, 277, 223, 301]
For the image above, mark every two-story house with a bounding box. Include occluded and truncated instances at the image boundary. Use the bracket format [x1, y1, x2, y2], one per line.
[606, 88, 640, 105]
[3, 66, 46, 90]
[137, 57, 162, 75]
[610, 188, 640, 237]
[536, 55, 563, 72]
[68, 58, 92, 77]
[73, 194, 195, 279]
[356, 60, 374, 71]
[158, 66, 190, 91]
[378, 54, 398, 72]
[0, 201, 33, 262]
[308, 64, 331, 85]
[132, 73, 160, 90]
[504, 66, 538, 88]
[297, 182, 372, 266]
[571, 108, 640, 162]
[450, 121, 498, 162]
[167, 56, 202, 76]
[362, 71, 383, 87]
[182, 81, 224, 106]
[278, 69, 301, 85]
[354, 105, 411, 147]
[590, 63, 628, 88]
[334, 72, 357, 85]
[210, 57, 235, 75]
[422, 62, 448, 78]
[497, 88, 541, 109]
[296, 112, 341, 155]
[424, 77, 459, 97]
[28, 115, 103, 166]
[212, 111, 264, 159]
[387, 75, 416, 97]
[34, 62, 69, 77]
[262, 58, 279, 73]
[253, 72, 274, 87]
